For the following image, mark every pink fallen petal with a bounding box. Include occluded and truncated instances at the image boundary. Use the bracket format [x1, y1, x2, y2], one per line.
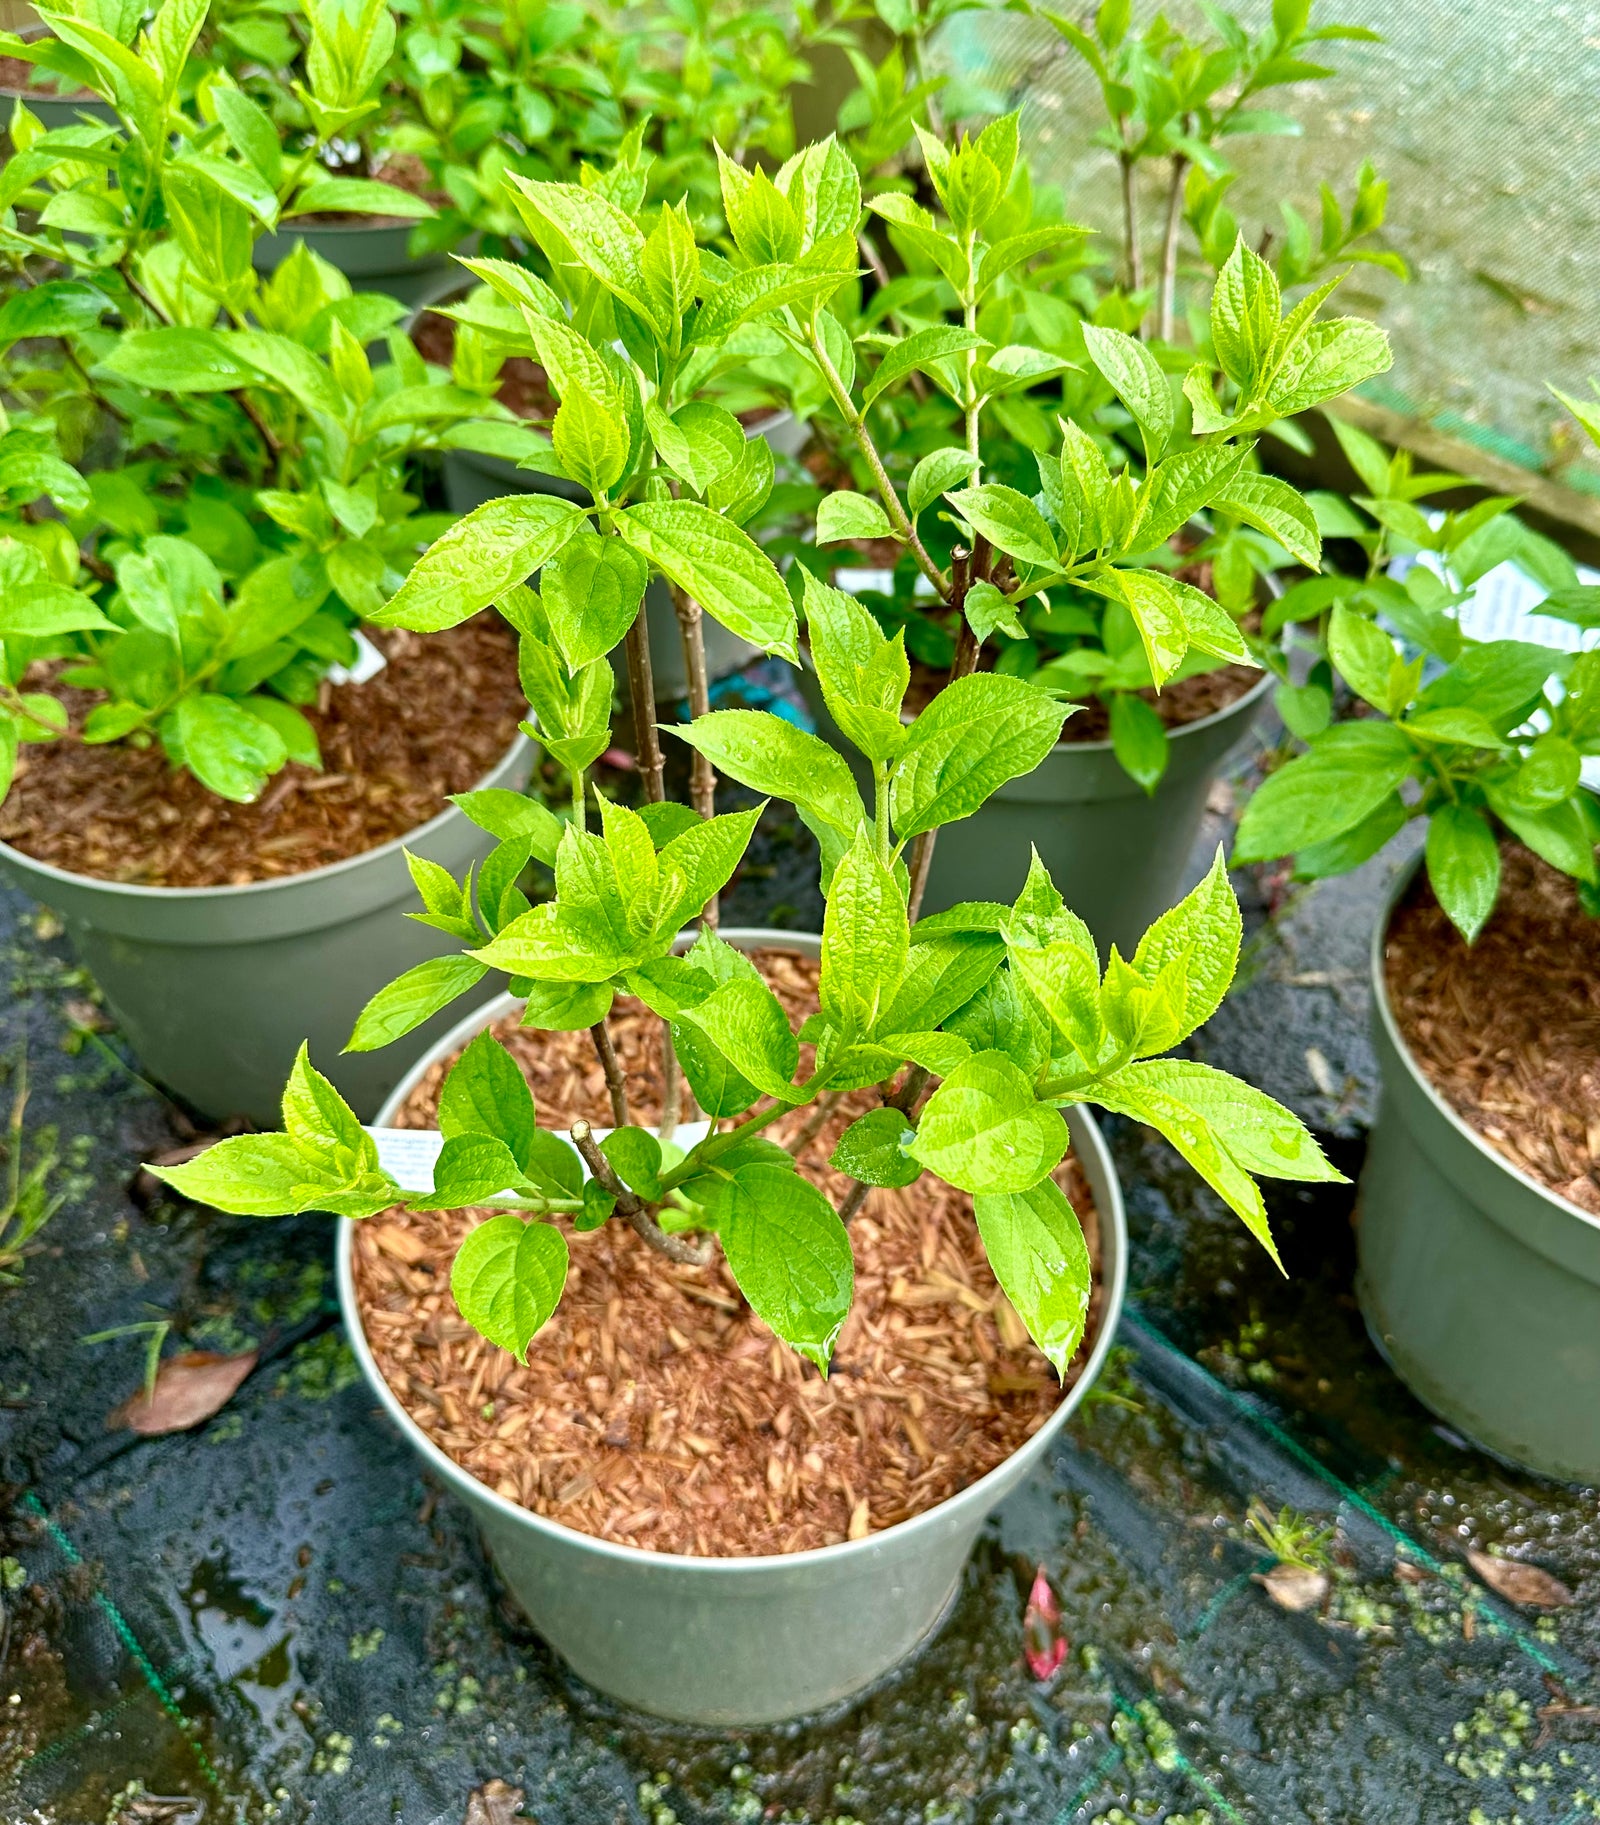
[1023, 1564, 1067, 1679]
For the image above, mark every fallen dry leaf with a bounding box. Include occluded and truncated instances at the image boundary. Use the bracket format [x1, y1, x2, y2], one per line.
[112, 1351, 258, 1435]
[1256, 1564, 1329, 1612]
[1465, 1547, 1574, 1609]
[464, 1779, 526, 1825]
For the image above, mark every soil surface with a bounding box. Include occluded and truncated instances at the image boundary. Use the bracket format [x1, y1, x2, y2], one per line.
[1385, 842, 1600, 1213]
[353, 948, 1104, 1557]
[0, 616, 524, 888]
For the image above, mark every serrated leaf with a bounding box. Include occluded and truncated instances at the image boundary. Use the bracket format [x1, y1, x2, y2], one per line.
[974, 1176, 1090, 1376]
[714, 1162, 853, 1373]
[1424, 804, 1500, 943]
[373, 496, 586, 632]
[346, 955, 489, 1052]
[830, 1107, 920, 1187]
[438, 1030, 535, 1171]
[451, 1216, 568, 1361]
[909, 1051, 1068, 1194]
[617, 499, 796, 659]
[891, 674, 1066, 838]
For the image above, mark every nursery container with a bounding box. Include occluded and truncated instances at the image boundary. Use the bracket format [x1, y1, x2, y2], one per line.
[0, 738, 531, 1128]
[804, 662, 1272, 956]
[1356, 862, 1600, 1482]
[253, 221, 464, 309]
[441, 411, 809, 702]
[341, 930, 1129, 1726]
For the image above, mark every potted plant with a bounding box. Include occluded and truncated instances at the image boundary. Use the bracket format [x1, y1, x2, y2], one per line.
[777, 0, 1399, 945]
[156, 126, 1340, 1724]
[0, 5, 539, 1122]
[1233, 408, 1600, 1480]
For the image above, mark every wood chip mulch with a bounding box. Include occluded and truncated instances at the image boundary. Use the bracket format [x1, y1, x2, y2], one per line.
[353, 949, 1106, 1558]
[0, 615, 525, 887]
[1386, 843, 1600, 1214]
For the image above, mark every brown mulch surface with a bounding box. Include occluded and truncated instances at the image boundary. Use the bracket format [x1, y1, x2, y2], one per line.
[0, 616, 524, 887]
[353, 949, 1105, 1558]
[1386, 843, 1600, 1214]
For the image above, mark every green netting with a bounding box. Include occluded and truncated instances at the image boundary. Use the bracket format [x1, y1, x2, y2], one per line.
[934, 0, 1600, 491]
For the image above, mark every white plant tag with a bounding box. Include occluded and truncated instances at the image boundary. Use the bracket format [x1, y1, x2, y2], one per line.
[362, 1119, 712, 1197]
[327, 629, 388, 686]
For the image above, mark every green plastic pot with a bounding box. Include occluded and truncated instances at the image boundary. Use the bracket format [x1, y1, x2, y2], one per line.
[2, 84, 117, 129]
[1356, 859, 1600, 1482]
[439, 411, 807, 702]
[342, 929, 1128, 1726]
[253, 220, 467, 309]
[802, 662, 1272, 956]
[0, 738, 531, 1127]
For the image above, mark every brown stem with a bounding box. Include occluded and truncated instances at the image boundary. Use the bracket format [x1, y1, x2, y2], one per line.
[784, 1090, 841, 1160]
[1157, 148, 1190, 344]
[670, 582, 719, 926]
[589, 1021, 629, 1127]
[570, 1117, 714, 1265]
[1119, 147, 1144, 295]
[838, 1179, 873, 1224]
[659, 1022, 682, 1141]
[623, 606, 666, 805]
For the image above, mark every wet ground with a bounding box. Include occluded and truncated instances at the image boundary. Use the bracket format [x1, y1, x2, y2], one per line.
[2, 720, 1598, 1825]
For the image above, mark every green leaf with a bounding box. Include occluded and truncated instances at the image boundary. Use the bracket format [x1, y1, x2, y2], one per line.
[909, 1051, 1068, 1194]
[1233, 721, 1414, 861]
[0, 585, 113, 637]
[175, 693, 286, 803]
[1424, 805, 1500, 943]
[372, 495, 586, 632]
[1138, 443, 1249, 549]
[1081, 324, 1173, 465]
[821, 829, 908, 1039]
[411, 1135, 530, 1208]
[1109, 692, 1168, 793]
[540, 529, 648, 669]
[600, 1125, 663, 1199]
[879, 931, 1005, 1033]
[1092, 569, 1188, 686]
[438, 1030, 535, 1171]
[973, 1176, 1090, 1376]
[1006, 936, 1103, 1070]
[1328, 602, 1399, 711]
[1267, 318, 1392, 417]
[450, 1216, 568, 1361]
[802, 569, 909, 763]
[1210, 239, 1281, 393]
[346, 955, 489, 1052]
[1210, 473, 1321, 569]
[520, 979, 615, 1032]
[863, 325, 986, 407]
[908, 446, 979, 518]
[1414, 641, 1558, 735]
[281, 1043, 375, 1171]
[551, 385, 627, 497]
[616, 499, 796, 660]
[655, 805, 765, 931]
[507, 176, 661, 333]
[96, 327, 253, 393]
[676, 977, 800, 1102]
[945, 484, 1058, 571]
[672, 709, 866, 859]
[714, 1163, 853, 1373]
[1129, 848, 1242, 1043]
[816, 491, 893, 545]
[451, 788, 563, 866]
[152, 1132, 324, 1217]
[830, 1107, 920, 1188]
[891, 674, 1065, 838]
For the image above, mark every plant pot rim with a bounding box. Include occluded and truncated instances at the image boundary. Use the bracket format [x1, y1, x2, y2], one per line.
[0, 730, 529, 906]
[339, 925, 1130, 1574]
[1372, 848, 1600, 1232]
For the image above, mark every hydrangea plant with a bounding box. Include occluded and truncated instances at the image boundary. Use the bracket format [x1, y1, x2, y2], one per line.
[158, 125, 1358, 1377]
[0, 0, 522, 804]
[1235, 408, 1600, 938]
